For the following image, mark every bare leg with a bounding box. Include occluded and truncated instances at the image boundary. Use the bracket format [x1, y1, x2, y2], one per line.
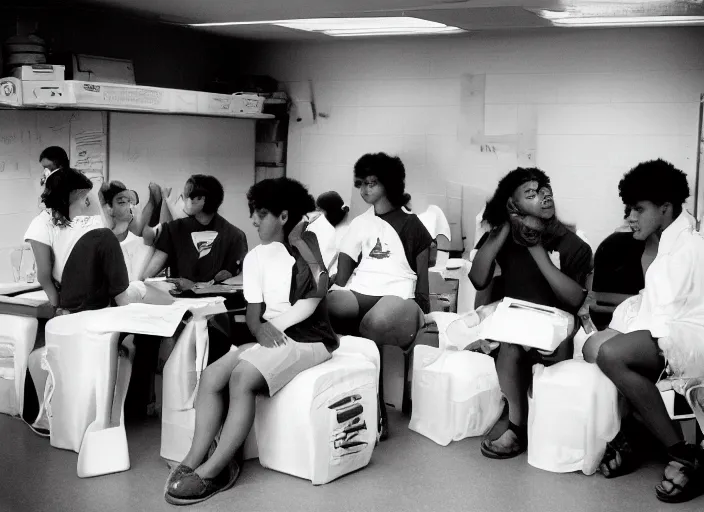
[195, 360, 267, 479]
[596, 330, 679, 448]
[180, 350, 242, 470]
[359, 296, 424, 350]
[582, 328, 620, 363]
[326, 289, 361, 335]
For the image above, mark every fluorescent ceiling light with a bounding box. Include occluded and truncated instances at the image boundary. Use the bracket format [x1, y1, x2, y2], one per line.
[190, 17, 464, 36]
[534, 10, 704, 27]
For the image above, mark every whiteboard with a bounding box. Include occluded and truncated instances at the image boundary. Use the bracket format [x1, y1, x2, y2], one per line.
[0, 110, 106, 281]
[108, 112, 258, 248]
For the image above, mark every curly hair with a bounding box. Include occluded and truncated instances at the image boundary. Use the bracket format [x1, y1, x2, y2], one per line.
[482, 167, 552, 228]
[619, 159, 690, 217]
[353, 152, 408, 208]
[247, 178, 315, 234]
[184, 175, 224, 214]
[40, 168, 93, 227]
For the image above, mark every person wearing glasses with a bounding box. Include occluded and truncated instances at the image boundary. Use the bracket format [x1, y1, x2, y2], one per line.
[327, 152, 433, 440]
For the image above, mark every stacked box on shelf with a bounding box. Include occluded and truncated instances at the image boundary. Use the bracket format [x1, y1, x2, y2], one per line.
[22, 80, 74, 106]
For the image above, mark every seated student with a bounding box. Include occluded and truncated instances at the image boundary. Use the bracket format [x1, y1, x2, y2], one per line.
[327, 153, 433, 439]
[142, 174, 248, 360]
[100, 180, 155, 281]
[164, 177, 337, 505]
[314, 191, 351, 278]
[587, 207, 658, 331]
[469, 167, 592, 459]
[24, 168, 136, 313]
[581, 160, 704, 503]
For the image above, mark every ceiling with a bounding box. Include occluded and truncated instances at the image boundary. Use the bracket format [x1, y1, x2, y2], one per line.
[45, 0, 704, 40]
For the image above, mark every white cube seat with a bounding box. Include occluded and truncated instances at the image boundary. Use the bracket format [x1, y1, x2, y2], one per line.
[528, 360, 620, 475]
[409, 346, 503, 446]
[0, 314, 38, 416]
[254, 339, 378, 485]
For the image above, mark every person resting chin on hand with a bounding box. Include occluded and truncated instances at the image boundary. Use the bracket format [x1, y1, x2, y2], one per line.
[469, 167, 592, 460]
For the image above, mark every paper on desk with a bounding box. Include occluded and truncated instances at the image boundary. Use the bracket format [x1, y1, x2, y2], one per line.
[80, 298, 227, 337]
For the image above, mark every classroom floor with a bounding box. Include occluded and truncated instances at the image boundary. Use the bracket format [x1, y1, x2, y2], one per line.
[1, 409, 702, 512]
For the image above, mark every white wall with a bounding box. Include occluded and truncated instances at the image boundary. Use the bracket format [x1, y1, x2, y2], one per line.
[246, 27, 704, 251]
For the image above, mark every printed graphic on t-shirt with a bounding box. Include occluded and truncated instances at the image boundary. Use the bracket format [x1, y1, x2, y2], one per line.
[191, 231, 219, 259]
[368, 238, 391, 259]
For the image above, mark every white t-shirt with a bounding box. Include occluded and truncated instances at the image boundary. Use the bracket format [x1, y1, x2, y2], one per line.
[120, 231, 154, 282]
[417, 205, 452, 242]
[24, 211, 105, 282]
[243, 242, 295, 321]
[609, 211, 704, 377]
[339, 210, 417, 299]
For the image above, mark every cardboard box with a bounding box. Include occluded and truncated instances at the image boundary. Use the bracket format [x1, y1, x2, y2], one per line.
[22, 80, 74, 106]
[71, 81, 169, 111]
[231, 92, 264, 114]
[72, 55, 135, 85]
[11, 64, 65, 81]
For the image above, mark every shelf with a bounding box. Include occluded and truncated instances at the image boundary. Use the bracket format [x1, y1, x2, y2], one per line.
[0, 77, 274, 120]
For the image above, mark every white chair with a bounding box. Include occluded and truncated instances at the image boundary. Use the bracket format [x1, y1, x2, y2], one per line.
[527, 360, 620, 475]
[408, 345, 503, 446]
[0, 314, 38, 417]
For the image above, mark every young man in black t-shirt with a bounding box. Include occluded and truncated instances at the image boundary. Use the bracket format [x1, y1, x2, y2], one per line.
[470, 167, 592, 460]
[143, 174, 248, 362]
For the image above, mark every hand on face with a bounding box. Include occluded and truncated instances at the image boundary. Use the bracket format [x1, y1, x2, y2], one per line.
[507, 198, 545, 247]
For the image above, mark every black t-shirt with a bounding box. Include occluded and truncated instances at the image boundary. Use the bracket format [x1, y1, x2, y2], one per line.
[377, 208, 433, 272]
[283, 233, 338, 350]
[59, 228, 129, 312]
[592, 232, 645, 294]
[477, 229, 593, 312]
[155, 214, 248, 282]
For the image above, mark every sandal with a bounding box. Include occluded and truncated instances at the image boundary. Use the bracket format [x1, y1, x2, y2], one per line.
[655, 445, 704, 504]
[480, 422, 527, 460]
[599, 431, 640, 478]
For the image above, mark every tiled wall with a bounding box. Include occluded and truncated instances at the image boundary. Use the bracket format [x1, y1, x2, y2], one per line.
[246, 27, 704, 252]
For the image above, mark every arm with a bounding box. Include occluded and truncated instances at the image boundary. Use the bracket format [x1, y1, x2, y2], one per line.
[528, 244, 587, 311]
[334, 253, 357, 287]
[142, 249, 168, 279]
[415, 247, 430, 314]
[245, 302, 264, 337]
[469, 224, 509, 290]
[268, 298, 322, 332]
[29, 240, 59, 307]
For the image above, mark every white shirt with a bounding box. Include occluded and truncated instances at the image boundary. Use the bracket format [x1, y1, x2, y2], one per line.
[339, 210, 417, 299]
[417, 205, 452, 242]
[610, 211, 704, 377]
[243, 242, 295, 321]
[24, 211, 104, 282]
[120, 231, 154, 282]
